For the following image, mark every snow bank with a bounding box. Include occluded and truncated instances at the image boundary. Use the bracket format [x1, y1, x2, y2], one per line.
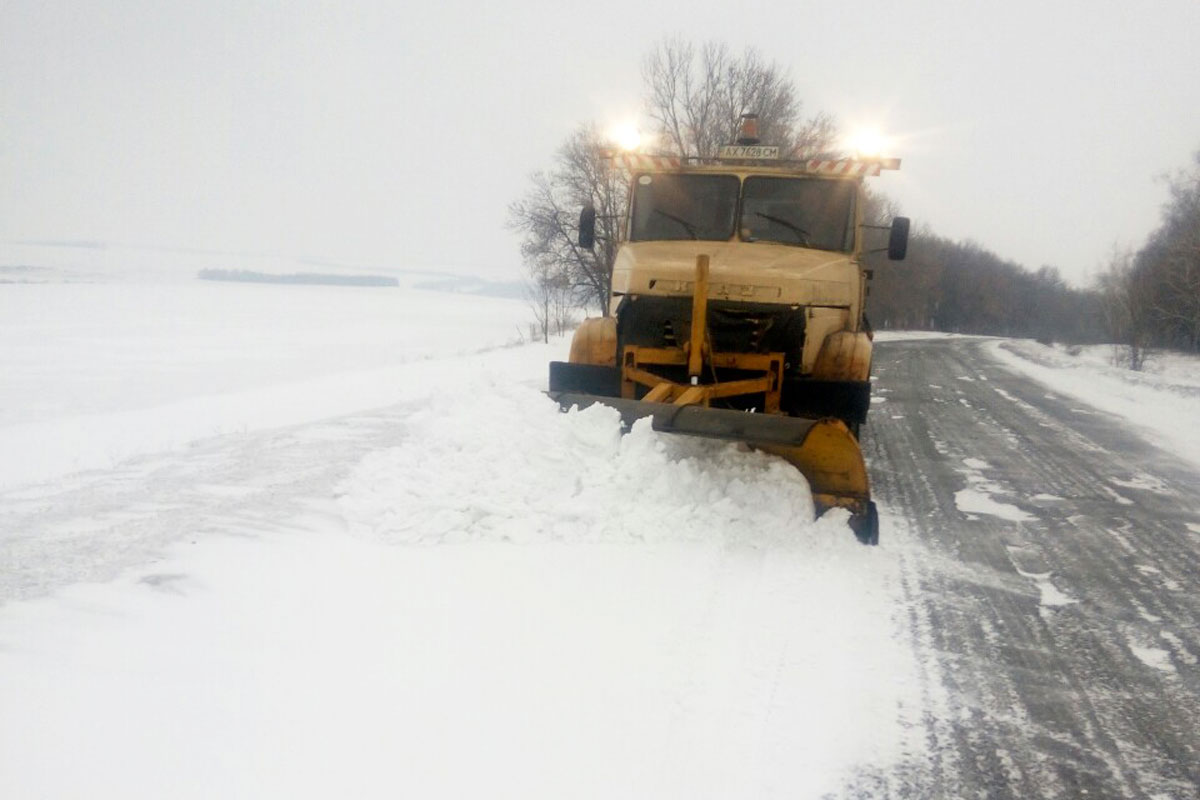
[874, 330, 977, 342]
[339, 393, 815, 546]
[989, 340, 1200, 470]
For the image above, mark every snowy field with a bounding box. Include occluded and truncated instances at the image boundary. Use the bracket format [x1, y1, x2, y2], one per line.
[0, 248, 526, 489]
[1, 252, 923, 799]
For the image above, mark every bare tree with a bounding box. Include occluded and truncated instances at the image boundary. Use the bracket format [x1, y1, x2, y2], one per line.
[1100, 246, 1155, 370]
[1089, 150, 1200, 355]
[525, 259, 575, 343]
[1142, 152, 1200, 351]
[1157, 240, 1200, 350]
[508, 124, 627, 317]
[643, 38, 838, 159]
[512, 39, 838, 327]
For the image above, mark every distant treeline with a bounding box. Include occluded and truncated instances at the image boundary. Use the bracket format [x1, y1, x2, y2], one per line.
[866, 148, 1200, 362]
[865, 233, 1106, 344]
[198, 269, 399, 287]
[1098, 151, 1200, 363]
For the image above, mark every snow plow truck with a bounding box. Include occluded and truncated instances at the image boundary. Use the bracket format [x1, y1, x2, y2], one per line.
[547, 116, 909, 544]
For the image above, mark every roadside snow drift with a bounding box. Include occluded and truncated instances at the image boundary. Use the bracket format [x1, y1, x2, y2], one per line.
[989, 339, 1200, 470]
[339, 394, 817, 545]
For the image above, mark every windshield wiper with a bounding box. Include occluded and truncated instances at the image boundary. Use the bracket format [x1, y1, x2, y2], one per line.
[655, 209, 700, 240]
[754, 212, 810, 245]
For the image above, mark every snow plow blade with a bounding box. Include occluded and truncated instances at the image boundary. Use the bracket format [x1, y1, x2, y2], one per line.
[549, 391, 877, 543]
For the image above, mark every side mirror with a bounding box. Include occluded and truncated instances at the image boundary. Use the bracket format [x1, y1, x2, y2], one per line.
[888, 216, 910, 261]
[578, 205, 596, 250]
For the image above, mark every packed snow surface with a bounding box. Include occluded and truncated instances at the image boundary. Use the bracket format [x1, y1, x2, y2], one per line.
[0, 261, 924, 798]
[954, 488, 1036, 522]
[951, 456, 1035, 522]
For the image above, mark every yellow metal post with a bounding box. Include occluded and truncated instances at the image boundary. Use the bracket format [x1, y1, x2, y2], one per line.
[688, 255, 709, 380]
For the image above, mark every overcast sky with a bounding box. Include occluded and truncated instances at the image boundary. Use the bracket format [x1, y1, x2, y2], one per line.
[3, 1, 1199, 284]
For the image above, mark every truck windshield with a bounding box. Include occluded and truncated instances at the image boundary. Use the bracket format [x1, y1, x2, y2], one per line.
[629, 172, 856, 252]
[630, 174, 740, 241]
[740, 177, 856, 252]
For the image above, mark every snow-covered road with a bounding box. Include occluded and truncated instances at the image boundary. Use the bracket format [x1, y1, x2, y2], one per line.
[866, 337, 1200, 799]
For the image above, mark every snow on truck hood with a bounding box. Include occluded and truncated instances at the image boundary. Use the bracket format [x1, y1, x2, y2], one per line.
[612, 240, 857, 306]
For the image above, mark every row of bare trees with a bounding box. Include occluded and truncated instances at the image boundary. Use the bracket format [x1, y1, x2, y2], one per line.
[864, 230, 1107, 345]
[508, 125, 627, 336]
[1099, 152, 1200, 366]
[865, 151, 1200, 364]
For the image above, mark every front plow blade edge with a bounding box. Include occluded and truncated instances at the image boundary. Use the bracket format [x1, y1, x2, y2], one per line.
[549, 392, 878, 544]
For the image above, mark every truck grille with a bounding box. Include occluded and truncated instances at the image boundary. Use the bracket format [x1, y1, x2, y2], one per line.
[617, 296, 806, 373]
